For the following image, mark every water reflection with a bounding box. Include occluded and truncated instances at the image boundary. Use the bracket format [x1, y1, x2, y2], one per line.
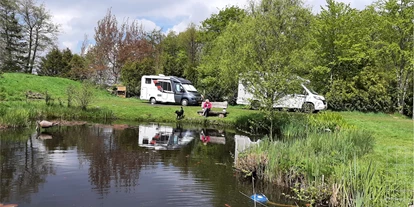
[0, 123, 296, 207]
[138, 124, 195, 150]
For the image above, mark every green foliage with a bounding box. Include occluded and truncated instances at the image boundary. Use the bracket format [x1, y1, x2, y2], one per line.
[0, 0, 26, 73]
[44, 90, 53, 106]
[120, 58, 155, 97]
[160, 31, 187, 77]
[67, 54, 88, 81]
[38, 48, 73, 77]
[76, 81, 96, 110]
[66, 84, 76, 107]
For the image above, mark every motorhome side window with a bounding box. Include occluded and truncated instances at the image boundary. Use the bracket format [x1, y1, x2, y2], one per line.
[145, 78, 151, 84]
[160, 81, 172, 92]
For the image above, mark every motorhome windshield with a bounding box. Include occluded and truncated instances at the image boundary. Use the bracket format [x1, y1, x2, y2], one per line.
[304, 84, 318, 95]
[182, 84, 197, 92]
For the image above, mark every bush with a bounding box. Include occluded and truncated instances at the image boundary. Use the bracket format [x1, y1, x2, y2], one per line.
[76, 81, 95, 110]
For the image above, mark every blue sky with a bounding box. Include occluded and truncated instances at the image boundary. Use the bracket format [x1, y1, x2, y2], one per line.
[41, 0, 375, 54]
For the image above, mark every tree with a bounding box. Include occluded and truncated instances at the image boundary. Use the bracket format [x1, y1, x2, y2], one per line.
[160, 31, 186, 77]
[38, 47, 72, 77]
[93, 8, 154, 84]
[197, 6, 247, 102]
[201, 0, 314, 138]
[120, 58, 155, 96]
[67, 54, 89, 81]
[19, 0, 59, 74]
[179, 23, 201, 84]
[199, 5, 246, 50]
[375, 0, 413, 114]
[0, 0, 26, 72]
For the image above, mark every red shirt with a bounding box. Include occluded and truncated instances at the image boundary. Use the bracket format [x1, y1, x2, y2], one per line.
[203, 102, 212, 109]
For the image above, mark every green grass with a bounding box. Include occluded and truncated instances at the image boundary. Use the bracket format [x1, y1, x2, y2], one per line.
[0, 73, 258, 126]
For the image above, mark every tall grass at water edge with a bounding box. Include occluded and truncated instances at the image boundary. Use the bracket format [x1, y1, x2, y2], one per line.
[0, 102, 115, 128]
[235, 111, 412, 206]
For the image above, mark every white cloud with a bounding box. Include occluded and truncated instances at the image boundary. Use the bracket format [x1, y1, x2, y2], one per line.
[40, 0, 374, 53]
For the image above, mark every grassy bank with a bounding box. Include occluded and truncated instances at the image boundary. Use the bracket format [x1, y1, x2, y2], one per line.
[236, 112, 413, 206]
[0, 73, 257, 127]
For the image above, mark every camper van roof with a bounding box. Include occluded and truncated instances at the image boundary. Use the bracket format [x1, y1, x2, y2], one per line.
[171, 76, 192, 84]
[143, 75, 193, 84]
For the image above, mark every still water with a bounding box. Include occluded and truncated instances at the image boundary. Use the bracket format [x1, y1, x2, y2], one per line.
[0, 123, 294, 207]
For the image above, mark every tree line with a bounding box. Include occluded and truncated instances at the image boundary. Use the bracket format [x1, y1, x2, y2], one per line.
[0, 0, 413, 116]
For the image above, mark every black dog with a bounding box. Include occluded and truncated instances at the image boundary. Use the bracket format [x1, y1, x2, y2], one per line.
[175, 106, 184, 119]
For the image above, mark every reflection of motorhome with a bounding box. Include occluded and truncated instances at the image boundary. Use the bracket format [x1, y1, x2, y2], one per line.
[140, 74, 203, 106]
[236, 79, 327, 112]
[138, 124, 195, 150]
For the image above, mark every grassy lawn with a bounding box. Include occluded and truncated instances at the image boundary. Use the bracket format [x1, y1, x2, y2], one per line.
[339, 111, 413, 194]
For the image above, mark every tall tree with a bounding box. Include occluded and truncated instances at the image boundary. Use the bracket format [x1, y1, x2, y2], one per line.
[67, 54, 89, 81]
[376, 0, 413, 114]
[161, 31, 186, 77]
[197, 6, 247, 101]
[19, 0, 59, 74]
[0, 0, 26, 72]
[93, 8, 153, 84]
[38, 47, 72, 77]
[179, 23, 201, 84]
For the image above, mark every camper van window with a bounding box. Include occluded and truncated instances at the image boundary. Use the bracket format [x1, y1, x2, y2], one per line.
[145, 78, 151, 84]
[182, 84, 197, 92]
[160, 81, 172, 92]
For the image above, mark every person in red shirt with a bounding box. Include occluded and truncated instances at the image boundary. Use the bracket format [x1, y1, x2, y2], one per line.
[202, 99, 212, 117]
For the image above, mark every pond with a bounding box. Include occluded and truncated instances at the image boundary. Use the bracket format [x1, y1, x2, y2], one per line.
[0, 122, 297, 207]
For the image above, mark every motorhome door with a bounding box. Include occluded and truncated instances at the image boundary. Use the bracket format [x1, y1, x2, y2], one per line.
[157, 80, 175, 103]
[173, 82, 184, 104]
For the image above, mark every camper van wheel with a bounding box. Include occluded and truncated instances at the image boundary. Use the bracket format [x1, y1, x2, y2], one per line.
[302, 103, 314, 113]
[150, 98, 156, 105]
[181, 99, 189, 106]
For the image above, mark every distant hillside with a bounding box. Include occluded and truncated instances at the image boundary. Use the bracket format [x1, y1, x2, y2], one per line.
[0, 73, 110, 101]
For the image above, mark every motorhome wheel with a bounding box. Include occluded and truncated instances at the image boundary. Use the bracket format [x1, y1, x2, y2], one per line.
[150, 97, 156, 105]
[302, 102, 314, 113]
[181, 99, 188, 106]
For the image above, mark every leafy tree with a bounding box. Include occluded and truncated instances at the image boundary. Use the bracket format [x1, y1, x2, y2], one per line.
[200, 5, 246, 43]
[375, 0, 413, 114]
[67, 54, 89, 81]
[160, 31, 186, 77]
[120, 58, 155, 97]
[200, 0, 313, 138]
[0, 0, 26, 72]
[19, 0, 59, 74]
[179, 23, 201, 84]
[77, 81, 95, 110]
[93, 8, 154, 85]
[38, 47, 72, 77]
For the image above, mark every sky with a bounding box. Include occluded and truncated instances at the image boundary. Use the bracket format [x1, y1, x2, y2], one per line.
[41, 0, 374, 53]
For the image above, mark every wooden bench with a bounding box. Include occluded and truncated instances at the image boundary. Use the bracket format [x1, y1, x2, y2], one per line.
[197, 101, 229, 118]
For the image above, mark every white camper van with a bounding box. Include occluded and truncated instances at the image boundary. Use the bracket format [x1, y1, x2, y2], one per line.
[140, 74, 203, 106]
[236, 79, 327, 113]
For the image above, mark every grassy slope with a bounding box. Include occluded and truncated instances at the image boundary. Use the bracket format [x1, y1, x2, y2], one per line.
[0, 73, 256, 124]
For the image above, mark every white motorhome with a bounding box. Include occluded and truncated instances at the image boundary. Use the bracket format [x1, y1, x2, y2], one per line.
[140, 74, 203, 106]
[236, 79, 327, 113]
